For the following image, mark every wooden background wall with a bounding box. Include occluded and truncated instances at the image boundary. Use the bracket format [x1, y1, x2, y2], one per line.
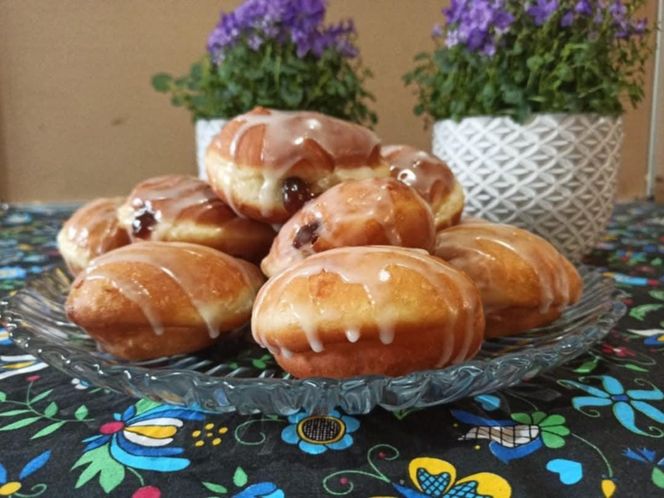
[0, 0, 659, 203]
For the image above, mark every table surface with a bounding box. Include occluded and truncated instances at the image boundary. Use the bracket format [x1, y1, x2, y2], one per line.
[0, 203, 663, 498]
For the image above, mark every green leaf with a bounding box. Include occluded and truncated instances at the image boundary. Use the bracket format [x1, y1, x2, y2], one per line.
[510, 412, 532, 424]
[134, 399, 160, 415]
[30, 389, 53, 404]
[74, 405, 89, 421]
[252, 359, 266, 369]
[0, 409, 32, 417]
[574, 358, 598, 374]
[99, 461, 125, 493]
[0, 391, 5, 402]
[541, 431, 566, 449]
[649, 290, 664, 301]
[152, 73, 173, 92]
[202, 481, 228, 494]
[630, 304, 663, 321]
[540, 414, 566, 428]
[233, 467, 248, 488]
[73, 444, 125, 493]
[0, 416, 41, 431]
[652, 467, 664, 489]
[531, 411, 547, 425]
[542, 425, 570, 436]
[44, 401, 58, 418]
[31, 421, 66, 439]
[624, 363, 649, 372]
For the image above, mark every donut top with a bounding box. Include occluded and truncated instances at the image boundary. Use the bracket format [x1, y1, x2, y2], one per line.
[382, 145, 456, 203]
[253, 246, 481, 364]
[82, 242, 261, 338]
[61, 197, 129, 254]
[120, 175, 235, 240]
[211, 107, 382, 171]
[262, 178, 435, 275]
[435, 222, 580, 313]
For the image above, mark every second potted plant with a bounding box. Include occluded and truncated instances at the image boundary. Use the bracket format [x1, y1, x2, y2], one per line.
[405, 0, 652, 261]
[153, 0, 376, 180]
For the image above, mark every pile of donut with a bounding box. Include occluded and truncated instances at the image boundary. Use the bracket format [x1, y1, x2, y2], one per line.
[60, 107, 582, 379]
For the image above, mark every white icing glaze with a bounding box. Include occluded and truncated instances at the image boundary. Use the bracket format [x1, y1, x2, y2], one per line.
[216, 108, 381, 216]
[435, 223, 574, 314]
[63, 198, 127, 255]
[253, 246, 481, 360]
[85, 242, 258, 338]
[122, 175, 237, 240]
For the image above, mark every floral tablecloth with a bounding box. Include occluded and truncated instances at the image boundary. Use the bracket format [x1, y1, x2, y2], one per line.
[0, 203, 663, 498]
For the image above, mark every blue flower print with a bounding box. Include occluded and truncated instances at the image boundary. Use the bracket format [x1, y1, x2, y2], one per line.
[281, 409, 360, 455]
[0, 450, 50, 496]
[233, 482, 285, 498]
[561, 375, 664, 437]
[0, 267, 26, 280]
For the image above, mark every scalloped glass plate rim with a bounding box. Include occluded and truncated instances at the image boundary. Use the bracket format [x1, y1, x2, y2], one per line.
[1, 265, 626, 415]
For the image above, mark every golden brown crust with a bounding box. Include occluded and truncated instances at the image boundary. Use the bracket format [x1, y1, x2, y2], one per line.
[205, 107, 388, 223]
[210, 107, 382, 170]
[434, 222, 583, 337]
[383, 145, 465, 230]
[66, 242, 264, 360]
[261, 178, 436, 277]
[117, 175, 275, 262]
[57, 197, 130, 275]
[252, 246, 485, 378]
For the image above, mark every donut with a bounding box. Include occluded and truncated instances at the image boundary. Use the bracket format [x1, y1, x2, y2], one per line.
[261, 178, 436, 277]
[57, 197, 130, 275]
[382, 144, 465, 230]
[205, 107, 388, 224]
[434, 221, 583, 337]
[116, 175, 276, 262]
[66, 241, 264, 360]
[252, 246, 485, 378]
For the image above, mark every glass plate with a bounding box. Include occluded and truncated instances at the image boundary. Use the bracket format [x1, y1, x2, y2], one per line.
[1, 266, 625, 415]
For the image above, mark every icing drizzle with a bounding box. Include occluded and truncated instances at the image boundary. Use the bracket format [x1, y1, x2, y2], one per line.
[253, 246, 481, 364]
[63, 197, 128, 255]
[435, 222, 577, 314]
[84, 242, 260, 338]
[121, 175, 233, 241]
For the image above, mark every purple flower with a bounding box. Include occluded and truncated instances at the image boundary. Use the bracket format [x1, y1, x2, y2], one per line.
[443, 0, 514, 56]
[574, 0, 593, 16]
[527, 0, 559, 26]
[632, 18, 647, 35]
[432, 23, 444, 39]
[561, 11, 575, 27]
[206, 0, 358, 62]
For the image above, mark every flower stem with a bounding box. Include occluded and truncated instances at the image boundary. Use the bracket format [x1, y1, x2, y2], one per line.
[571, 432, 613, 478]
[127, 467, 145, 486]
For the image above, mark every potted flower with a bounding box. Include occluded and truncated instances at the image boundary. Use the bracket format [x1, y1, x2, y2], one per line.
[405, 0, 653, 261]
[152, 0, 376, 180]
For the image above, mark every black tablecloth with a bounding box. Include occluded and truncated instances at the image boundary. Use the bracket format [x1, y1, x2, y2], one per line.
[0, 203, 662, 498]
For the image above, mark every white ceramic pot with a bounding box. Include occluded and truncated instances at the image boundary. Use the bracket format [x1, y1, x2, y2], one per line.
[195, 118, 227, 180]
[432, 113, 623, 262]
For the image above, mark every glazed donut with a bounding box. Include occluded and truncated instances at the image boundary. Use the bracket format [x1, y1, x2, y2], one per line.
[116, 175, 276, 262]
[382, 145, 465, 230]
[57, 197, 130, 275]
[66, 242, 264, 360]
[261, 178, 436, 277]
[205, 107, 388, 224]
[252, 246, 485, 378]
[434, 221, 583, 338]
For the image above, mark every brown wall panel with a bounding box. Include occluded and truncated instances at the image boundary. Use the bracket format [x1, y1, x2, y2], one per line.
[0, 0, 657, 202]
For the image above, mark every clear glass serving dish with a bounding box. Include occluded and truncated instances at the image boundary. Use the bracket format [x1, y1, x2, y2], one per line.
[1, 266, 625, 415]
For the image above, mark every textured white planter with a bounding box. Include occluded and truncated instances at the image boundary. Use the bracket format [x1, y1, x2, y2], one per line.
[433, 114, 623, 262]
[195, 119, 228, 180]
